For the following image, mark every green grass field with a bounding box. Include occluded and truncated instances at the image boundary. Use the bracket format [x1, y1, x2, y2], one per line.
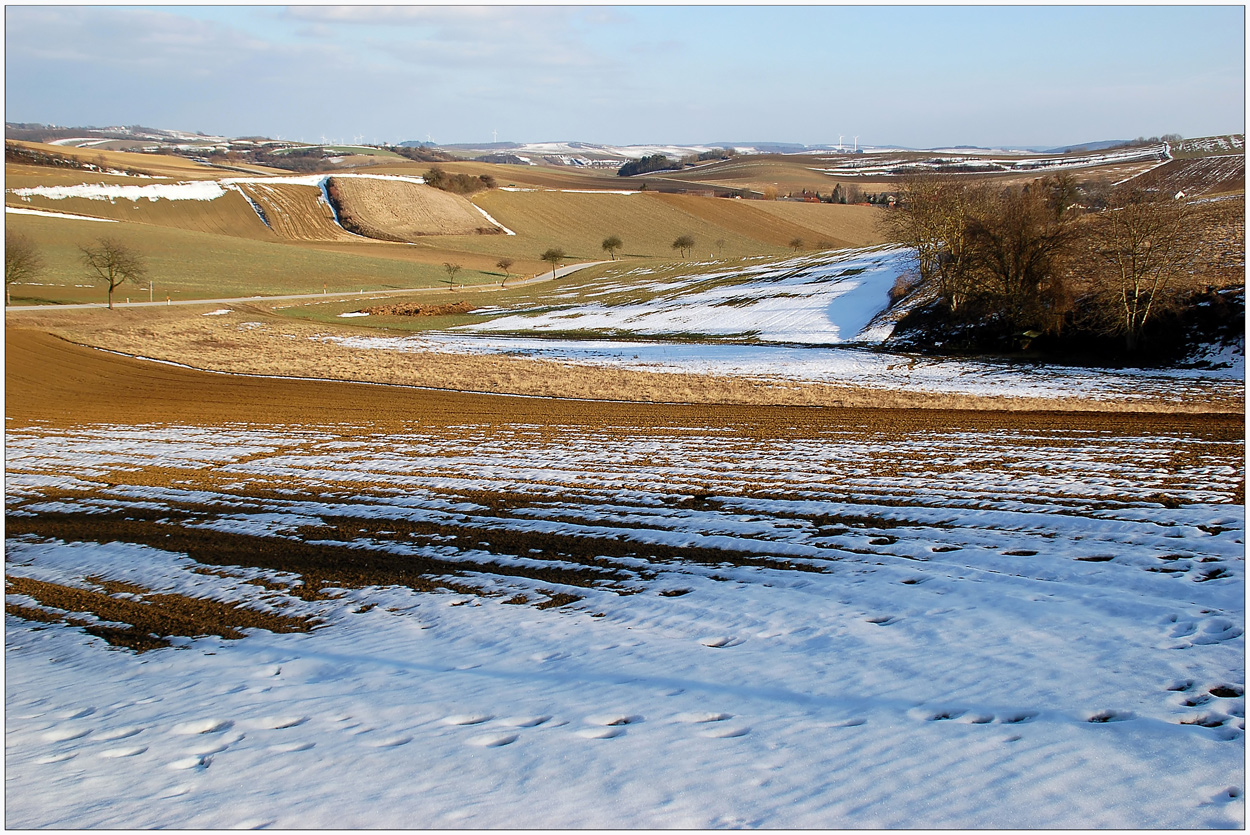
[3, 212, 495, 305]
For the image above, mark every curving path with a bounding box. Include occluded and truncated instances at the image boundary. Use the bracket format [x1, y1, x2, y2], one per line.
[5, 261, 609, 313]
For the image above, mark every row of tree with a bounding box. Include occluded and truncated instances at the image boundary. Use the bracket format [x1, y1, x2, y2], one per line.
[880, 173, 1201, 353]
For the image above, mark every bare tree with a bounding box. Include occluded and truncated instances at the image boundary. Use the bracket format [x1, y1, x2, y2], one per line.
[788, 237, 804, 252]
[601, 235, 623, 261]
[1084, 188, 1195, 352]
[879, 174, 986, 314]
[80, 237, 146, 310]
[671, 235, 695, 259]
[6, 233, 43, 303]
[540, 248, 566, 279]
[443, 262, 462, 290]
[714, 238, 726, 257]
[496, 257, 514, 286]
[962, 176, 1081, 335]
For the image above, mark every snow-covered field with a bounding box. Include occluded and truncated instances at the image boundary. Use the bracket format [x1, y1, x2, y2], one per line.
[462, 248, 907, 345]
[322, 247, 1244, 405]
[5, 417, 1244, 828]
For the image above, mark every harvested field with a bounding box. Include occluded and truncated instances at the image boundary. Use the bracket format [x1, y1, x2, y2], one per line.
[7, 313, 1242, 415]
[326, 177, 502, 241]
[8, 326, 1243, 431]
[650, 192, 880, 250]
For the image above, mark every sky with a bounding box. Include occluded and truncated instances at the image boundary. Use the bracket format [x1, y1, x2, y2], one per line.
[5, 4, 1245, 149]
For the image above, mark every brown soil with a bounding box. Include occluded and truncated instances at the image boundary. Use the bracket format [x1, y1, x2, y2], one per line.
[6, 575, 314, 652]
[5, 326, 1242, 435]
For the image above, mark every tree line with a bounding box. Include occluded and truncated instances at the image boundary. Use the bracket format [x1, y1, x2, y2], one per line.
[880, 173, 1213, 357]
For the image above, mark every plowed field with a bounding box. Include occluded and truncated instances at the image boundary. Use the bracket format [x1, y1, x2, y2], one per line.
[234, 182, 358, 242]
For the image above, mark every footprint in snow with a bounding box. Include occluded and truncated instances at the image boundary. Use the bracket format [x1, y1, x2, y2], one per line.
[96, 726, 143, 741]
[497, 715, 551, 728]
[585, 713, 642, 727]
[1087, 709, 1133, 723]
[467, 733, 518, 747]
[34, 752, 77, 764]
[442, 714, 493, 726]
[1213, 786, 1243, 803]
[576, 727, 625, 739]
[700, 725, 750, 739]
[171, 719, 233, 735]
[998, 711, 1038, 724]
[957, 714, 995, 725]
[268, 741, 316, 753]
[256, 716, 308, 730]
[699, 636, 738, 648]
[168, 755, 211, 770]
[187, 737, 237, 756]
[675, 712, 733, 724]
[41, 726, 92, 743]
[96, 746, 148, 759]
[1191, 619, 1243, 645]
[364, 735, 412, 748]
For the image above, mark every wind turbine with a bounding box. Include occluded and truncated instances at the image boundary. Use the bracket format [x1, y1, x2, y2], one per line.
[853, 135, 859, 153]
[838, 135, 843, 152]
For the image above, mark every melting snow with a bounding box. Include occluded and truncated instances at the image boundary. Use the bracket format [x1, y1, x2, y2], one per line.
[4, 420, 1244, 828]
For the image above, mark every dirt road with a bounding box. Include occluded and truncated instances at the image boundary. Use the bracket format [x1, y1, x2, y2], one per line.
[4, 261, 607, 313]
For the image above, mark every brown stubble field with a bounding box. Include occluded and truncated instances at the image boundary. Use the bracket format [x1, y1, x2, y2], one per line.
[7, 302, 1244, 416]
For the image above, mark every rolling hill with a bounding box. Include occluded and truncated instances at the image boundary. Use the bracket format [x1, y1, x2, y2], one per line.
[4, 133, 1242, 307]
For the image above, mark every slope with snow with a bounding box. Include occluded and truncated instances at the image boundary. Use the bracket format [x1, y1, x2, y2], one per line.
[5, 417, 1244, 829]
[318, 246, 1242, 405]
[461, 247, 909, 344]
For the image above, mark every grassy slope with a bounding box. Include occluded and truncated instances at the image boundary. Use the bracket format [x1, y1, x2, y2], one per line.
[3, 212, 469, 304]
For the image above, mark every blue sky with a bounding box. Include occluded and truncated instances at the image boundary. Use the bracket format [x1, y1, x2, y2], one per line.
[5, 4, 1245, 149]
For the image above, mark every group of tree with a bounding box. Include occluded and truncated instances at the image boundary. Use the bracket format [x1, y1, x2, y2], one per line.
[617, 154, 681, 178]
[671, 235, 695, 259]
[392, 145, 457, 163]
[423, 167, 496, 195]
[679, 148, 737, 166]
[881, 172, 1209, 357]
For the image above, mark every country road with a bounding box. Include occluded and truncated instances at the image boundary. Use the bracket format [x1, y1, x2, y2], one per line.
[5, 261, 608, 312]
